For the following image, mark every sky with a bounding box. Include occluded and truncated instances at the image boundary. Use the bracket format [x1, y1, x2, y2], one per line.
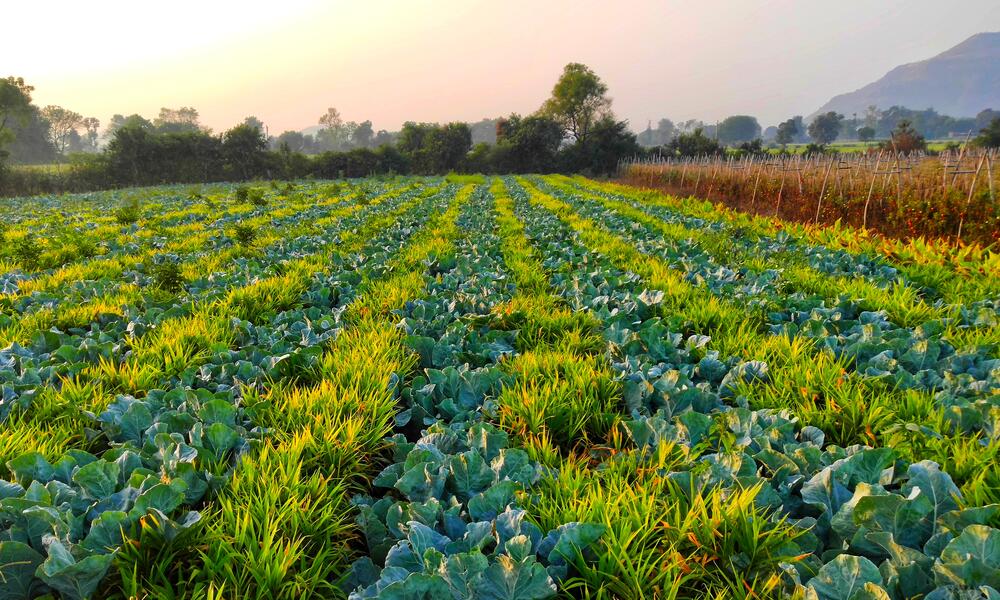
[5, 0, 1000, 134]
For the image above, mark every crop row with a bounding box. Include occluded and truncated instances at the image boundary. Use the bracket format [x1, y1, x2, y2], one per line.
[1, 177, 998, 599]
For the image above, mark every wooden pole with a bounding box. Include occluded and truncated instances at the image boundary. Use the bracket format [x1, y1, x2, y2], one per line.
[862, 151, 884, 230]
[775, 160, 787, 216]
[815, 157, 835, 224]
[749, 159, 764, 214]
[987, 150, 995, 203]
[956, 152, 987, 243]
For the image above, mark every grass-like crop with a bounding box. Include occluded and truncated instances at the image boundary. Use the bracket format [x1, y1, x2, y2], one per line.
[0, 176, 997, 600]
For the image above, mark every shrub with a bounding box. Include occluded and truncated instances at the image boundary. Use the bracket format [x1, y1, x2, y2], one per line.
[234, 223, 258, 247]
[114, 199, 142, 225]
[234, 185, 250, 203]
[13, 235, 42, 270]
[248, 188, 266, 206]
[151, 257, 185, 292]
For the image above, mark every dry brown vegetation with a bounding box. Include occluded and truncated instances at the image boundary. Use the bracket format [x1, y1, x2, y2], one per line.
[620, 149, 999, 245]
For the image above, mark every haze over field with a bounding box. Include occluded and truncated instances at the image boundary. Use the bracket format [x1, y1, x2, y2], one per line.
[6, 0, 999, 132]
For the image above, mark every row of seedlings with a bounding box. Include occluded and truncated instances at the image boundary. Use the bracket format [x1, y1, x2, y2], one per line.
[510, 177, 1000, 599]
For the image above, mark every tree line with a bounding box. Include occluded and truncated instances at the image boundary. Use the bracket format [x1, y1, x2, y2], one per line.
[637, 106, 1000, 153]
[0, 65, 641, 196]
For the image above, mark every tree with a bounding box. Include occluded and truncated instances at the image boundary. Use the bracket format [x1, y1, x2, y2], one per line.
[81, 117, 100, 151]
[975, 109, 999, 131]
[372, 129, 397, 147]
[222, 122, 270, 179]
[775, 118, 798, 146]
[5, 105, 57, 164]
[274, 130, 314, 154]
[468, 118, 500, 145]
[974, 118, 1000, 149]
[398, 122, 471, 174]
[857, 126, 876, 143]
[677, 119, 704, 134]
[808, 112, 844, 145]
[1, 77, 35, 163]
[318, 107, 342, 130]
[717, 115, 761, 145]
[864, 105, 880, 129]
[667, 128, 724, 157]
[559, 116, 639, 175]
[154, 107, 202, 133]
[637, 118, 675, 148]
[105, 125, 222, 185]
[41, 105, 84, 155]
[539, 63, 611, 143]
[637, 121, 656, 148]
[735, 138, 766, 157]
[65, 129, 86, 154]
[884, 119, 926, 153]
[656, 118, 675, 142]
[242, 116, 265, 132]
[105, 114, 153, 138]
[492, 114, 563, 172]
[352, 120, 374, 148]
[317, 107, 352, 151]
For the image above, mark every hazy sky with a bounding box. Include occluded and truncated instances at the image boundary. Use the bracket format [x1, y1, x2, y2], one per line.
[6, 0, 1000, 134]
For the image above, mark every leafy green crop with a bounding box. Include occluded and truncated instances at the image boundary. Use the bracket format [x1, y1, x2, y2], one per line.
[0, 176, 997, 599]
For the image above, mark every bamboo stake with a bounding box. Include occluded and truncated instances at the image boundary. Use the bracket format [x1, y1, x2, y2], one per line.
[815, 157, 835, 224]
[775, 160, 787, 216]
[862, 151, 884, 230]
[987, 151, 995, 203]
[749, 159, 764, 214]
[956, 152, 987, 243]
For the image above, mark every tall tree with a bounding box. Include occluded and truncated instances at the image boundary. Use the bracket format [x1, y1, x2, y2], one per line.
[667, 128, 724, 157]
[808, 112, 844, 145]
[539, 63, 611, 143]
[222, 122, 270, 179]
[864, 105, 880, 129]
[398, 122, 471, 174]
[637, 118, 676, 147]
[775, 118, 798, 146]
[5, 105, 57, 164]
[105, 114, 153, 138]
[41, 105, 83, 154]
[372, 129, 397, 147]
[318, 107, 342, 130]
[656, 118, 675, 144]
[976, 118, 1000, 149]
[0, 77, 35, 160]
[886, 119, 926, 153]
[493, 114, 563, 172]
[242, 116, 265, 133]
[154, 107, 202, 133]
[975, 109, 1000, 131]
[352, 120, 374, 148]
[561, 115, 640, 175]
[717, 115, 761, 145]
[81, 117, 100, 151]
[274, 130, 314, 153]
[317, 107, 351, 151]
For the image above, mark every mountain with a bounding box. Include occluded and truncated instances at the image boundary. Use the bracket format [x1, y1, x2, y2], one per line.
[813, 32, 1000, 119]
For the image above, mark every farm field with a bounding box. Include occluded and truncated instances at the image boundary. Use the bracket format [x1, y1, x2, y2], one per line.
[621, 150, 1000, 245]
[775, 141, 959, 154]
[0, 175, 998, 599]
